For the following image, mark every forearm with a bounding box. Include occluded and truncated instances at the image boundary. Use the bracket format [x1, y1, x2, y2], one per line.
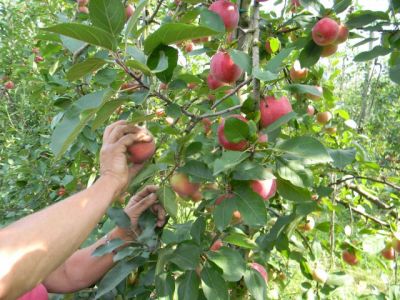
[0, 175, 120, 299]
[44, 227, 133, 293]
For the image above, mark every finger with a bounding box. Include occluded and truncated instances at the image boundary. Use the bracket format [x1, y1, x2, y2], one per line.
[116, 134, 153, 154]
[108, 124, 141, 144]
[103, 120, 127, 143]
[152, 204, 167, 227]
[135, 185, 159, 200]
[131, 193, 158, 215]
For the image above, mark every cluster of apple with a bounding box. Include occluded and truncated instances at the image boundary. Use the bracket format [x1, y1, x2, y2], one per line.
[76, 0, 134, 18]
[2, 76, 14, 90]
[32, 47, 44, 64]
[312, 17, 349, 58]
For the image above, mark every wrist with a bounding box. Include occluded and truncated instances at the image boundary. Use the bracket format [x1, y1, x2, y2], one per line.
[97, 174, 125, 198]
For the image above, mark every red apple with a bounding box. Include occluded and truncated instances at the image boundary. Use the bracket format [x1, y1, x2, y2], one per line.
[187, 82, 197, 89]
[381, 246, 395, 260]
[191, 190, 203, 202]
[312, 268, 328, 283]
[77, 6, 89, 13]
[259, 96, 293, 128]
[316, 111, 332, 124]
[251, 263, 268, 282]
[160, 83, 168, 90]
[217, 114, 249, 151]
[321, 44, 338, 57]
[57, 187, 66, 196]
[335, 25, 349, 44]
[299, 216, 315, 231]
[125, 4, 134, 19]
[209, 0, 239, 31]
[210, 51, 242, 83]
[258, 133, 268, 143]
[207, 73, 226, 90]
[34, 56, 44, 63]
[250, 179, 277, 201]
[155, 108, 165, 117]
[307, 105, 315, 116]
[342, 250, 358, 266]
[128, 140, 156, 164]
[170, 173, 200, 198]
[210, 239, 223, 251]
[4, 81, 15, 90]
[77, 0, 88, 6]
[202, 118, 212, 135]
[289, 64, 308, 81]
[312, 17, 340, 46]
[183, 42, 194, 53]
[306, 86, 323, 101]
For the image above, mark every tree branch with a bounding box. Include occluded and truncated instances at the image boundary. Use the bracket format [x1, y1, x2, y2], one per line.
[146, 0, 165, 24]
[211, 78, 252, 109]
[251, 0, 261, 109]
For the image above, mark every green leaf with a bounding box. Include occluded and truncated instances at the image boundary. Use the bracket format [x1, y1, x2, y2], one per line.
[256, 214, 296, 250]
[252, 68, 278, 82]
[299, 39, 322, 68]
[346, 10, 390, 28]
[92, 99, 127, 130]
[44, 23, 117, 51]
[232, 162, 275, 181]
[89, 0, 125, 38]
[157, 186, 178, 219]
[155, 272, 175, 300]
[199, 9, 225, 33]
[229, 49, 252, 74]
[178, 271, 200, 300]
[354, 46, 392, 62]
[389, 64, 400, 84]
[147, 45, 178, 83]
[162, 223, 192, 245]
[224, 117, 249, 143]
[244, 268, 267, 300]
[328, 148, 356, 169]
[201, 263, 229, 300]
[234, 182, 268, 227]
[285, 84, 322, 96]
[277, 178, 312, 202]
[92, 238, 125, 256]
[207, 247, 246, 281]
[266, 47, 294, 73]
[144, 23, 218, 54]
[224, 232, 257, 249]
[263, 111, 297, 133]
[170, 243, 201, 270]
[107, 207, 131, 229]
[190, 216, 206, 245]
[95, 257, 145, 299]
[277, 160, 313, 188]
[66, 58, 107, 81]
[179, 160, 213, 181]
[332, 0, 352, 14]
[213, 151, 251, 176]
[50, 89, 114, 159]
[213, 197, 237, 231]
[126, 59, 152, 75]
[276, 136, 333, 165]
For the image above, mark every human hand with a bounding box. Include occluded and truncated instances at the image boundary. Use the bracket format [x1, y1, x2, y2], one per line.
[100, 120, 153, 195]
[123, 185, 167, 238]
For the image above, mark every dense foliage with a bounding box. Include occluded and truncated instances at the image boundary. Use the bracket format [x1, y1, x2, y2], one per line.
[1, 0, 400, 298]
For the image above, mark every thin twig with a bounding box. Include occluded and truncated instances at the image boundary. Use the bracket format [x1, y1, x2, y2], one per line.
[211, 78, 252, 109]
[146, 0, 165, 23]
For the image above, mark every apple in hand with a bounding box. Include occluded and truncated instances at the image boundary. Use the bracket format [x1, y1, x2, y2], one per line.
[128, 140, 156, 164]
